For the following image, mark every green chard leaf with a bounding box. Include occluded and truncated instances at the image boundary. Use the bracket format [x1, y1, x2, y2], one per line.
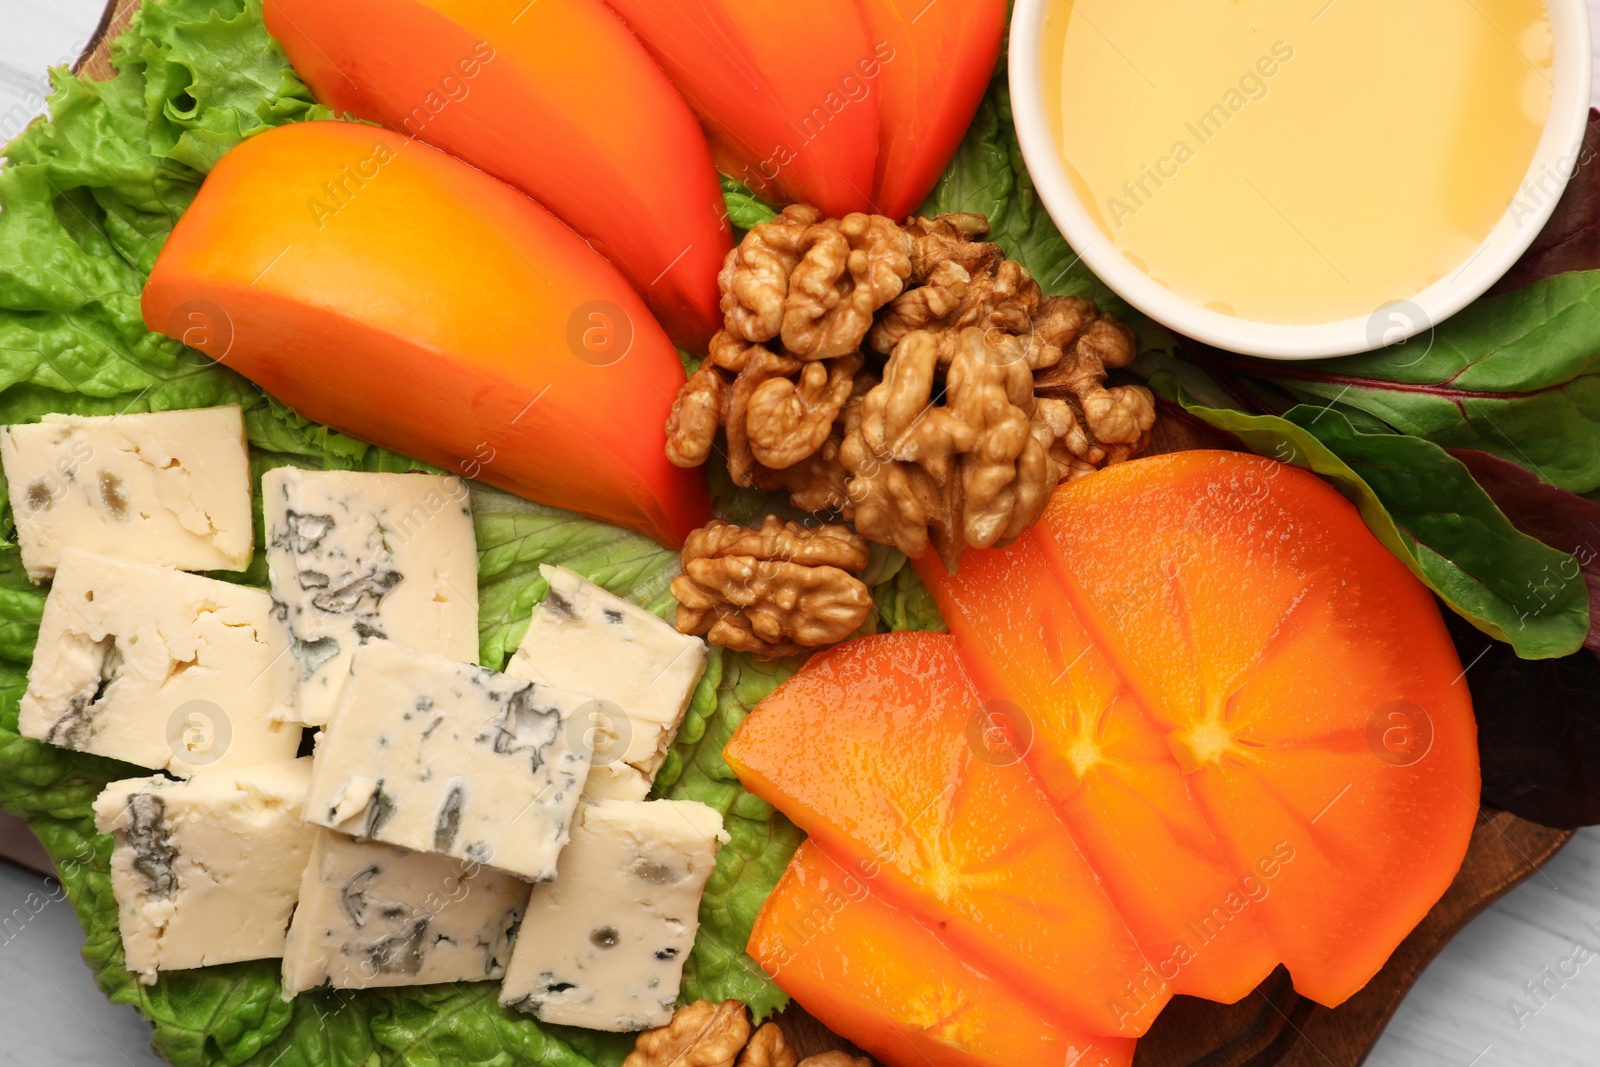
[1157, 376, 1590, 660]
[1221, 270, 1600, 495]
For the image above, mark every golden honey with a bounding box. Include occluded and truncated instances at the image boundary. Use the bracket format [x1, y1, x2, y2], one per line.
[1041, 0, 1553, 323]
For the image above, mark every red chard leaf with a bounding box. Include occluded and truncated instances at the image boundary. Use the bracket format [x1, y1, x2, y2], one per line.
[1447, 608, 1600, 829]
[1490, 108, 1600, 296]
[1449, 448, 1600, 652]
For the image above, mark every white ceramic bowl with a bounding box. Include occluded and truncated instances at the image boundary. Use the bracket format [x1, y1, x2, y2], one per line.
[1009, 0, 1594, 359]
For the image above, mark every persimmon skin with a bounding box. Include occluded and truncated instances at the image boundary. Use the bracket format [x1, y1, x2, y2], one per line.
[602, 0, 881, 217]
[265, 0, 731, 350]
[750, 840, 1136, 1067]
[726, 631, 1164, 1038]
[858, 0, 1006, 218]
[142, 122, 709, 547]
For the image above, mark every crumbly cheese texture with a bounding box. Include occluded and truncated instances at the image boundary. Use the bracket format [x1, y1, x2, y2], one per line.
[303, 640, 593, 881]
[92, 759, 314, 984]
[262, 468, 479, 727]
[500, 798, 727, 1031]
[19, 549, 300, 776]
[506, 566, 707, 799]
[281, 828, 531, 997]
[0, 406, 253, 582]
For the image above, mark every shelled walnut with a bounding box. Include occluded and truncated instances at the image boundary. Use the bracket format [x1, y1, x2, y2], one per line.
[736, 1023, 798, 1067]
[721, 206, 913, 358]
[669, 207, 912, 493]
[622, 1000, 750, 1067]
[665, 206, 1156, 585]
[628, 1005, 876, 1067]
[793, 1055, 871, 1067]
[671, 517, 873, 659]
[841, 328, 1061, 570]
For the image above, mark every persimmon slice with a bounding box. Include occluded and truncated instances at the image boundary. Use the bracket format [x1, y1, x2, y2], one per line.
[725, 631, 1161, 1036]
[749, 839, 1136, 1067]
[1027, 451, 1478, 1006]
[921, 532, 1280, 1009]
[142, 122, 709, 547]
[736, 450, 1478, 1047]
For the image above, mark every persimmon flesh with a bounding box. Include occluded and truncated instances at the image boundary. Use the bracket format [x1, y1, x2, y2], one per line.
[749, 839, 1136, 1067]
[857, 0, 1007, 218]
[726, 631, 1161, 1037]
[601, 0, 881, 217]
[924, 532, 1280, 1008]
[142, 122, 709, 547]
[264, 0, 731, 349]
[996, 450, 1481, 1008]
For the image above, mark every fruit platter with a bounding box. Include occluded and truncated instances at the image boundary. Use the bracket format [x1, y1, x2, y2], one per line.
[1, 0, 1597, 1065]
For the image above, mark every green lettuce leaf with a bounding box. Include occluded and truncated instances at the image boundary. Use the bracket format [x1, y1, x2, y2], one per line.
[1156, 376, 1589, 660]
[857, 545, 945, 636]
[719, 175, 778, 233]
[656, 651, 802, 1022]
[472, 490, 680, 670]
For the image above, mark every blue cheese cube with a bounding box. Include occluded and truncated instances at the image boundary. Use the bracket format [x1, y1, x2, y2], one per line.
[262, 469, 479, 726]
[499, 798, 727, 1031]
[19, 550, 301, 776]
[303, 640, 593, 881]
[93, 759, 314, 983]
[281, 828, 530, 996]
[0, 406, 254, 582]
[506, 566, 707, 799]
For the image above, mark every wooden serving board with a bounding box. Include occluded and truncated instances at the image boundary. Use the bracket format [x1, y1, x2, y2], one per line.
[71, 7, 1574, 1065]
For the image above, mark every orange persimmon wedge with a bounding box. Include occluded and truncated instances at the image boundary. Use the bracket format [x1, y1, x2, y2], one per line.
[858, 0, 1007, 218]
[1025, 451, 1479, 1007]
[726, 631, 1164, 1037]
[142, 121, 709, 547]
[264, 0, 731, 350]
[602, 0, 881, 217]
[920, 532, 1280, 1009]
[750, 839, 1136, 1067]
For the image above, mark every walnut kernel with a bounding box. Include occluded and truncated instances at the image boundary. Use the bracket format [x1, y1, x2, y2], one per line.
[672, 517, 873, 659]
[797, 1054, 873, 1067]
[736, 1023, 799, 1067]
[666, 364, 728, 468]
[842, 329, 1060, 571]
[747, 352, 864, 470]
[721, 206, 822, 344]
[781, 213, 913, 359]
[623, 1000, 751, 1067]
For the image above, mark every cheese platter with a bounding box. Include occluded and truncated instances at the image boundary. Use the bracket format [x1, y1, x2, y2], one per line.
[0, 1, 1590, 1065]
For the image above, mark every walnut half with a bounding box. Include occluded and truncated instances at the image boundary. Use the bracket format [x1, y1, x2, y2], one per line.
[624, 1000, 751, 1067]
[736, 1023, 798, 1067]
[671, 517, 874, 659]
[796, 1055, 873, 1067]
[842, 328, 1059, 571]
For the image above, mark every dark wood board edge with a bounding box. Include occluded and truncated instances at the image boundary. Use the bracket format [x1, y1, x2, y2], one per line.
[65, 8, 1577, 1066]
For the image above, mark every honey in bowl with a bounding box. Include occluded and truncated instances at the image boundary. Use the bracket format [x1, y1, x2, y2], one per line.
[1041, 0, 1553, 325]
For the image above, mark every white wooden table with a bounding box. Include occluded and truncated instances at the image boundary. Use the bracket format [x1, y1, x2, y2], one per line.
[1, 2, 1598, 1064]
